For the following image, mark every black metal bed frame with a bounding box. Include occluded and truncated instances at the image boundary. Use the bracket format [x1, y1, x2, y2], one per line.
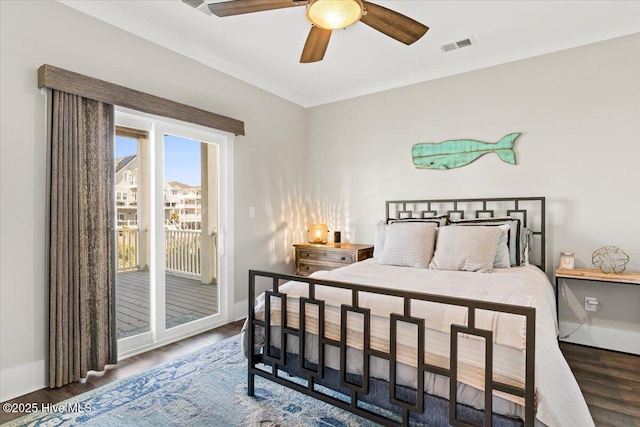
[248, 197, 545, 427]
[386, 197, 546, 271]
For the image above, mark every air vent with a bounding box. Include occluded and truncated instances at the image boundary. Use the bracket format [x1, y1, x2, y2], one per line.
[441, 43, 457, 52]
[182, 0, 213, 16]
[441, 38, 474, 53]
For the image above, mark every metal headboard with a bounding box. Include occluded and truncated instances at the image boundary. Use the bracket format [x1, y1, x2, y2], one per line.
[385, 197, 546, 271]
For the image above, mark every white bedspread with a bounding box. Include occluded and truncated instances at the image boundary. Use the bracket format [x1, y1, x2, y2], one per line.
[244, 260, 594, 427]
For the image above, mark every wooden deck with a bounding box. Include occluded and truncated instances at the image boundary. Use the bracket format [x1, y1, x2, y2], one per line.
[116, 270, 218, 339]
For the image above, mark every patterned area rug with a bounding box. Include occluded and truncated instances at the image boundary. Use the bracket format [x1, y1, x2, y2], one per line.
[5, 335, 379, 427]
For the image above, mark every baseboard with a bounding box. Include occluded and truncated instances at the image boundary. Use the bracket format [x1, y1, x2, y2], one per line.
[1, 359, 47, 402]
[235, 299, 248, 322]
[559, 321, 640, 355]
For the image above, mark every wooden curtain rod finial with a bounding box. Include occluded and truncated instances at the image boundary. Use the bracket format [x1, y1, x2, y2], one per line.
[37, 64, 245, 136]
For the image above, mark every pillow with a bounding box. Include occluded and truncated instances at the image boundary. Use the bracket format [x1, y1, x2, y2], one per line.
[375, 216, 446, 259]
[521, 227, 533, 265]
[373, 220, 387, 259]
[388, 215, 448, 227]
[450, 217, 521, 267]
[429, 226, 503, 273]
[378, 222, 437, 268]
[493, 224, 511, 268]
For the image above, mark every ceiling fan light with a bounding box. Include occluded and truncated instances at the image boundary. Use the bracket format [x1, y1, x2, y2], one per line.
[306, 0, 363, 30]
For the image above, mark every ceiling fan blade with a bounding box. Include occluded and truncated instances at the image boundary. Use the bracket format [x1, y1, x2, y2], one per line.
[208, 0, 305, 17]
[300, 26, 332, 63]
[360, 1, 428, 45]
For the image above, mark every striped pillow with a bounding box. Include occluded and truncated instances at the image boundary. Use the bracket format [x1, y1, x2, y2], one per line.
[378, 222, 437, 268]
[429, 226, 503, 273]
[450, 217, 521, 266]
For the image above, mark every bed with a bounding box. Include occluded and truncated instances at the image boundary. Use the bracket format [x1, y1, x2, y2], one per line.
[243, 197, 594, 427]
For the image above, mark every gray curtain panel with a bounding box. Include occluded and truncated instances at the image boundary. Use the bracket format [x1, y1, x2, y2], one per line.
[49, 90, 117, 388]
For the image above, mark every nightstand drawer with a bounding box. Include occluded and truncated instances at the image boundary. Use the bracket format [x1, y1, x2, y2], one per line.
[298, 249, 355, 264]
[296, 261, 330, 276]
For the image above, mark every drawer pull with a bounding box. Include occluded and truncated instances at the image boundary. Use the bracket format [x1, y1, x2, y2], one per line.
[341, 256, 346, 261]
[303, 252, 309, 257]
[305, 266, 309, 270]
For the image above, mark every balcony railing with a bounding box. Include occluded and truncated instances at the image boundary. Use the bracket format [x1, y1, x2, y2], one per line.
[165, 230, 201, 277]
[117, 228, 202, 278]
[117, 228, 139, 272]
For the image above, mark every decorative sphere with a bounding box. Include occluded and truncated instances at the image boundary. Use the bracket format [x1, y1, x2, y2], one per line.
[592, 246, 629, 274]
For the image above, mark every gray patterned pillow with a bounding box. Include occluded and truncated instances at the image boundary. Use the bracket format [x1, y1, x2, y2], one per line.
[450, 217, 521, 266]
[378, 222, 437, 268]
[429, 226, 503, 273]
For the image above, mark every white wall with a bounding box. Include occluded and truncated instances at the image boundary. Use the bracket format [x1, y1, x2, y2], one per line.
[0, 1, 307, 401]
[2, 0, 639, 403]
[306, 34, 640, 352]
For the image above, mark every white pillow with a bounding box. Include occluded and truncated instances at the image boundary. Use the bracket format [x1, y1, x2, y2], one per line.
[494, 224, 511, 268]
[429, 226, 503, 273]
[373, 220, 387, 259]
[378, 222, 437, 268]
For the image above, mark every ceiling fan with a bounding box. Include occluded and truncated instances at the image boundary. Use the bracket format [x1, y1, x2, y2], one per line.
[207, 0, 429, 63]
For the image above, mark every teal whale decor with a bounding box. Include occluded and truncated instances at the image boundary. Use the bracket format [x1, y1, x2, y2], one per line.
[412, 133, 521, 170]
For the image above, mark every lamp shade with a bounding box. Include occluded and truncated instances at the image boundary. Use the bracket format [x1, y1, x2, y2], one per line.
[306, 0, 364, 30]
[308, 223, 329, 244]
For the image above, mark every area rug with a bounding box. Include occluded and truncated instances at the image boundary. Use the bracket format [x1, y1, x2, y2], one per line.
[4, 335, 379, 427]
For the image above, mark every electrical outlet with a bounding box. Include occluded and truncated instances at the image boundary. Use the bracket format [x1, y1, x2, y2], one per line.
[585, 297, 599, 312]
[249, 207, 255, 218]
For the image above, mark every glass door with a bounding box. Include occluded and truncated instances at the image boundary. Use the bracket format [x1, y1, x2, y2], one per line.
[115, 110, 233, 357]
[163, 135, 219, 330]
[115, 126, 151, 342]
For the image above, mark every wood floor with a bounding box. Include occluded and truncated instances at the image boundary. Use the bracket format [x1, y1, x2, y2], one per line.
[116, 270, 218, 338]
[0, 320, 244, 425]
[1, 327, 638, 426]
[559, 342, 640, 427]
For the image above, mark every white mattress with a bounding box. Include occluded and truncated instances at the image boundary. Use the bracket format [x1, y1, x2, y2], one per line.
[243, 259, 594, 427]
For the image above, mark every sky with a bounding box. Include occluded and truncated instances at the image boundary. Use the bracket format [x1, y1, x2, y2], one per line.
[116, 134, 202, 186]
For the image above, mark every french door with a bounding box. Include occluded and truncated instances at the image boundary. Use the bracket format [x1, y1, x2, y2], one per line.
[114, 109, 234, 358]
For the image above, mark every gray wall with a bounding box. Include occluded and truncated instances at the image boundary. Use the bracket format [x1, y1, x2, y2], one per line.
[306, 34, 640, 352]
[0, 0, 307, 400]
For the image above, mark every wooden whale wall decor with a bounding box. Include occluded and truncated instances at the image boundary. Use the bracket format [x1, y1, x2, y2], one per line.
[412, 133, 521, 170]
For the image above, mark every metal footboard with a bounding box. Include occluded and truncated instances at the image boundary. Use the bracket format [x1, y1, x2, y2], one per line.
[248, 270, 536, 427]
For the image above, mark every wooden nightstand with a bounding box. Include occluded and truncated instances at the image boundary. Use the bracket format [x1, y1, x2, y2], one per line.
[555, 267, 640, 324]
[294, 243, 374, 276]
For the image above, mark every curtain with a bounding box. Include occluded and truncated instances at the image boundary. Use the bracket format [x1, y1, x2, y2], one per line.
[49, 90, 117, 388]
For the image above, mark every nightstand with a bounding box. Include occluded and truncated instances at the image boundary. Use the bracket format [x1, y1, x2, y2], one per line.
[294, 243, 374, 276]
[555, 268, 640, 324]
